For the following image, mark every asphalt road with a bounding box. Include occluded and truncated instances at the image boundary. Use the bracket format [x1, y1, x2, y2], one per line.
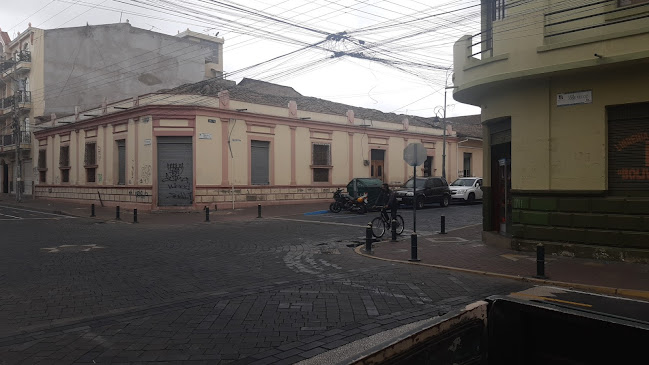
[0, 203, 525, 364]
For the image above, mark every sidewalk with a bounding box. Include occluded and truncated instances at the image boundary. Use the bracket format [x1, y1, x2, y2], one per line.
[359, 223, 649, 300]
[0, 195, 329, 225]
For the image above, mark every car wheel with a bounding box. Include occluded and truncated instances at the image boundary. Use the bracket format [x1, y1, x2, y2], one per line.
[416, 196, 425, 210]
[467, 193, 475, 204]
[440, 195, 450, 207]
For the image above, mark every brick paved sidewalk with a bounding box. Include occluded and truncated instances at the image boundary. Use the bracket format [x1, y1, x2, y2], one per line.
[0, 195, 330, 225]
[366, 223, 649, 295]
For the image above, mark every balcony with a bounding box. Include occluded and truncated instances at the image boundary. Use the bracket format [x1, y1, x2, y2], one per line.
[453, 0, 649, 103]
[0, 132, 31, 154]
[0, 91, 32, 112]
[0, 51, 32, 78]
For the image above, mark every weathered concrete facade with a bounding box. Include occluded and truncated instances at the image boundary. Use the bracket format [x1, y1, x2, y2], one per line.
[0, 23, 223, 196]
[31, 79, 480, 210]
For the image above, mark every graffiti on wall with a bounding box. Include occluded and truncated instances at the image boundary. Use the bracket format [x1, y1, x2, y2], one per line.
[162, 162, 192, 201]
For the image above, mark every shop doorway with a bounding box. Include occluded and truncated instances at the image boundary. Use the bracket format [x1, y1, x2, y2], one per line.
[489, 118, 512, 235]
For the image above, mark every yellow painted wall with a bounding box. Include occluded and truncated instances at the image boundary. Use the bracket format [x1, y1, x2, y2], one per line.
[294, 127, 311, 185]
[228, 119, 248, 186]
[274, 125, 291, 185]
[387, 137, 405, 185]
[195, 115, 221, 186]
[331, 131, 348, 185]
[479, 63, 649, 191]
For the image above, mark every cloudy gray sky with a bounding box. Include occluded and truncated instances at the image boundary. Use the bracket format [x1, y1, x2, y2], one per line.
[1, 0, 482, 118]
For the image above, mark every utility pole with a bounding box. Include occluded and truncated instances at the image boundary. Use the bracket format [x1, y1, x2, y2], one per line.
[12, 59, 22, 202]
[441, 81, 447, 180]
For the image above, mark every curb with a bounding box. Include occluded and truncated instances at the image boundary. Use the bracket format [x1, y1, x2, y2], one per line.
[354, 245, 649, 301]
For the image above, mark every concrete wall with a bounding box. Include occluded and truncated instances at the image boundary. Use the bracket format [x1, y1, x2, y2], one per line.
[42, 23, 222, 116]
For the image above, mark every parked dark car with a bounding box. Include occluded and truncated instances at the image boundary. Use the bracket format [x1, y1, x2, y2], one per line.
[395, 176, 451, 209]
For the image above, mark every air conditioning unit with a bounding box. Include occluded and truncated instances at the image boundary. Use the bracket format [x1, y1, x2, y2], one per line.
[363, 160, 370, 166]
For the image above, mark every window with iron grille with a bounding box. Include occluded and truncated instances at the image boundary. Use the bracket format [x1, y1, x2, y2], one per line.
[60, 146, 70, 183]
[312, 143, 331, 182]
[85, 142, 97, 183]
[38, 149, 47, 183]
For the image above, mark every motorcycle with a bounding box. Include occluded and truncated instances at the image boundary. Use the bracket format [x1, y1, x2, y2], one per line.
[348, 194, 368, 214]
[329, 189, 353, 213]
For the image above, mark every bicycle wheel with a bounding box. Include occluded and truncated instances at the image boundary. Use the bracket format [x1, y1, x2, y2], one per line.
[395, 215, 405, 235]
[371, 217, 385, 238]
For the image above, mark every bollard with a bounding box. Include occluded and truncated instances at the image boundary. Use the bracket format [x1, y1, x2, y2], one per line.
[365, 223, 373, 253]
[409, 233, 420, 262]
[257, 204, 262, 218]
[133, 209, 138, 223]
[90, 204, 95, 217]
[205, 207, 210, 222]
[440, 215, 447, 234]
[536, 243, 546, 278]
[391, 219, 397, 242]
[116, 206, 121, 220]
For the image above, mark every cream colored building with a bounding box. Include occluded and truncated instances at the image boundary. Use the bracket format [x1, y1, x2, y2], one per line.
[0, 23, 223, 196]
[453, 0, 649, 260]
[31, 78, 481, 210]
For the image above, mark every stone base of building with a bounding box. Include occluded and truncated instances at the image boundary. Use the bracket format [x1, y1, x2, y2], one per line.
[33, 185, 338, 211]
[513, 238, 649, 264]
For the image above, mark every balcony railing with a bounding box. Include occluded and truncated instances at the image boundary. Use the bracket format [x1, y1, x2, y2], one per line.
[0, 132, 31, 148]
[0, 51, 31, 73]
[0, 91, 32, 109]
[545, 1, 649, 39]
[467, 30, 493, 60]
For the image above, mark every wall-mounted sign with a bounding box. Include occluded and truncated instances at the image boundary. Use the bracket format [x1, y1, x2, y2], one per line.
[199, 133, 212, 140]
[557, 90, 592, 107]
[144, 138, 152, 146]
[208, 119, 217, 123]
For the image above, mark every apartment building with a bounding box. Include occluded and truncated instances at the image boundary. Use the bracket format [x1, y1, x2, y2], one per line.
[453, 0, 649, 260]
[0, 22, 223, 196]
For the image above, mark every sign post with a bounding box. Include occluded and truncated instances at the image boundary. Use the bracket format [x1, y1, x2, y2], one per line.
[403, 142, 427, 233]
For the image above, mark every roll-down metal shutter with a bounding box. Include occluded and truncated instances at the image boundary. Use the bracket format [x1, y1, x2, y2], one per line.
[608, 102, 649, 191]
[157, 137, 193, 206]
[117, 140, 126, 185]
[251, 140, 270, 185]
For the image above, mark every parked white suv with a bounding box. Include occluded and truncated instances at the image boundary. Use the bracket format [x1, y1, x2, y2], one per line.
[449, 177, 483, 203]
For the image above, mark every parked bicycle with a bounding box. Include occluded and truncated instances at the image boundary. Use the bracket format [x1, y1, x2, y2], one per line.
[371, 210, 405, 238]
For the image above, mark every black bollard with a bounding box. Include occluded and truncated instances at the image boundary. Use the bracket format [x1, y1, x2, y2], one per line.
[536, 244, 546, 278]
[365, 223, 373, 253]
[409, 233, 420, 262]
[205, 207, 210, 222]
[440, 215, 447, 234]
[116, 206, 121, 220]
[257, 204, 262, 218]
[391, 219, 397, 242]
[90, 204, 95, 217]
[133, 209, 138, 223]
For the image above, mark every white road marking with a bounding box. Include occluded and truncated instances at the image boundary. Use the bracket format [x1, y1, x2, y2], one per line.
[0, 212, 21, 219]
[269, 217, 366, 228]
[0, 205, 73, 217]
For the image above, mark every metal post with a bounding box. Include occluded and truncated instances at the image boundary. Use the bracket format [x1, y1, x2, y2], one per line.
[441, 72, 449, 180]
[133, 209, 138, 223]
[412, 165, 417, 233]
[257, 204, 262, 218]
[205, 207, 210, 222]
[116, 206, 121, 220]
[90, 204, 95, 217]
[409, 233, 420, 262]
[536, 244, 546, 278]
[440, 215, 446, 234]
[391, 219, 397, 242]
[365, 223, 373, 253]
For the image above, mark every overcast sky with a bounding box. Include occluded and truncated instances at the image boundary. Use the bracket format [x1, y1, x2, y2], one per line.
[1, 0, 482, 119]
